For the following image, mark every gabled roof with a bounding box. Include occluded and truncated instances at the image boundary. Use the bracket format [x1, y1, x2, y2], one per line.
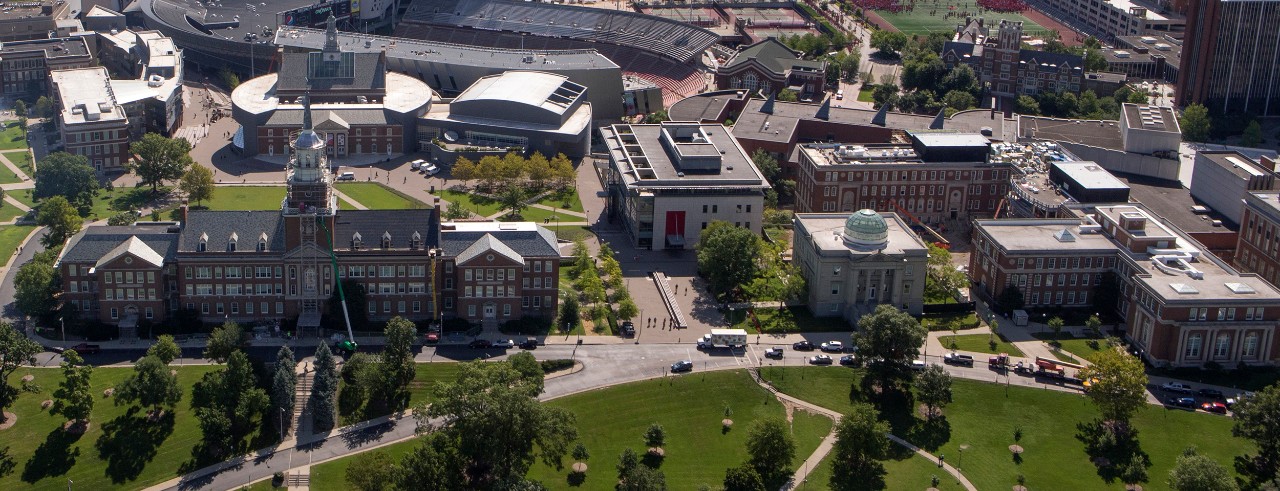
[440, 223, 559, 259]
[180, 211, 285, 252]
[455, 233, 524, 266]
[59, 225, 179, 265]
[96, 236, 165, 268]
[334, 209, 438, 250]
[721, 38, 823, 75]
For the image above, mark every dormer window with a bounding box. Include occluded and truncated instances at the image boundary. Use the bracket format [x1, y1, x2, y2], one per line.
[227, 232, 238, 252]
[410, 231, 422, 250]
[197, 233, 208, 252]
[351, 232, 363, 250]
[381, 232, 392, 249]
[258, 232, 268, 252]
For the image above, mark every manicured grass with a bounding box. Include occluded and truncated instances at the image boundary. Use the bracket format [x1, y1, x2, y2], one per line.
[2, 365, 222, 491]
[921, 312, 981, 332]
[547, 225, 594, 242]
[1032, 332, 1107, 361]
[763, 226, 789, 244]
[8, 188, 35, 208]
[1047, 348, 1080, 364]
[87, 186, 174, 219]
[205, 186, 287, 211]
[0, 202, 29, 223]
[334, 182, 426, 210]
[939, 333, 1026, 357]
[800, 450, 966, 491]
[873, 2, 1049, 36]
[759, 367, 1248, 491]
[535, 188, 584, 213]
[437, 189, 504, 217]
[733, 306, 852, 334]
[239, 479, 286, 491]
[0, 121, 28, 150]
[857, 87, 875, 103]
[526, 370, 832, 489]
[0, 225, 34, 264]
[310, 436, 420, 491]
[0, 166, 22, 184]
[337, 196, 359, 211]
[5, 149, 33, 176]
[506, 205, 581, 224]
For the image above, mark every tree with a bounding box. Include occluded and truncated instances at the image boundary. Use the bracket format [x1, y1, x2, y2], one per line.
[941, 64, 980, 98]
[499, 185, 527, 217]
[1077, 349, 1148, 426]
[830, 403, 890, 491]
[617, 297, 640, 322]
[115, 355, 181, 415]
[926, 243, 967, 303]
[870, 30, 908, 56]
[34, 96, 53, 119]
[1015, 95, 1040, 115]
[1084, 48, 1109, 72]
[917, 364, 953, 420]
[572, 443, 590, 462]
[395, 432, 465, 490]
[997, 285, 1025, 311]
[451, 157, 476, 182]
[130, 133, 193, 192]
[148, 334, 181, 364]
[1242, 120, 1264, 147]
[1168, 447, 1237, 491]
[33, 152, 98, 208]
[1048, 316, 1065, 340]
[1231, 383, 1280, 485]
[191, 350, 269, 459]
[508, 351, 545, 395]
[416, 360, 578, 487]
[942, 90, 977, 111]
[724, 463, 766, 491]
[558, 295, 580, 332]
[642, 109, 669, 124]
[617, 447, 639, 479]
[36, 195, 82, 248]
[179, 164, 215, 207]
[0, 323, 41, 423]
[106, 211, 137, 226]
[751, 149, 780, 184]
[697, 221, 763, 298]
[1085, 315, 1103, 339]
[376, 317, 418, 410]
[271, 346, 297, 430]
[644, 423, 666, 448]
[204, 321, 243, 363]
[14, 255, 57, 317]
[855, 304, 927, 367]
[346, 450, 397, 491]
[840, 51, 861, 83]
[13, 100, 26, 118]
[1180, 103, 1211, 143]
[311, 342, 339, 431]
[746, 417, 796, 485]
[51, 350, 94, 429]
[777, 89, 799, 102]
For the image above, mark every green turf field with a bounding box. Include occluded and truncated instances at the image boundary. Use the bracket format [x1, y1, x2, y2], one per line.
[872, 2, 1051, 37]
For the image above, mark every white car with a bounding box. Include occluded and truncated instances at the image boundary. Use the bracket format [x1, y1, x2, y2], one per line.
[910, 360, 927, 371]
[422, 162, 440, 176]
[1161, 382, 1194, 394]
[821, 341, 844, 352]
[492, 339, 515, 349]
[337, 172, 356, 181]
[409, 159, 425, 170]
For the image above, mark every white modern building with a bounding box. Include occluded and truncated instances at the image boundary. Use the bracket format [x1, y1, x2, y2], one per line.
[1190, 151, 1279, 226]
[792, 210, 929, 323]
[1119, 104, 1181, 155]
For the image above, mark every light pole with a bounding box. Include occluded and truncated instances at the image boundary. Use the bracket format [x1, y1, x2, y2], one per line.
[67, 480, 72, 491]
[278, 407, 285, 441]
[958, 444, 968, 472]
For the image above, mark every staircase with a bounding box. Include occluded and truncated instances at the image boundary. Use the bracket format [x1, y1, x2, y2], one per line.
[291, 370, 312, 437]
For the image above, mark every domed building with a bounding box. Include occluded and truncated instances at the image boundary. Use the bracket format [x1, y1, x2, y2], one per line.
[792, 210, 929, 323]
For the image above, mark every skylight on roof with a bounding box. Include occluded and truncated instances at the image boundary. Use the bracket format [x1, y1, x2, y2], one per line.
[1225, 282, 1256, 294]
[1169, 283, 1199, 294]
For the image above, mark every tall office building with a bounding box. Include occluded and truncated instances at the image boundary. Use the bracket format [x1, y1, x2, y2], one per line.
[1178, 0, 1280, 116]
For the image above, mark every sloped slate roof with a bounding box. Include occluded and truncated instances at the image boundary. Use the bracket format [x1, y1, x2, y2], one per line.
[455, 233, 524, 265]
[276, 51, 387, 92]
[334, 209, 439, 250]
[96, 236, 166, 268]
[722, 38, 823, 75]
[440, 227, 558, 259]
[179, 210, 286, 252]
[60, 226, 179, 264]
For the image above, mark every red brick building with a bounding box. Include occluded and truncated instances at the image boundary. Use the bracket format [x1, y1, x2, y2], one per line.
[1235, 192, 1280, 289]
[715, 38, 826, 98]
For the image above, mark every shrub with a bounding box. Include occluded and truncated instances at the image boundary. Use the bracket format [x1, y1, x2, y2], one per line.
[540, 359, 574, 373]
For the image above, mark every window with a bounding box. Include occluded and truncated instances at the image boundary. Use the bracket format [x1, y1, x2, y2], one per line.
[465, 270, 473, 281]
[503, 304, 511, 316]
[1244, 333, 1259, 357]
[467, 305, 476, 317]
[1218, 308, 1227, 321]
[145, 307, 153, 319]
[444, 297, 452, 309]
[110, 308, 118, 319]
[831, 282, 841, 295]
[398, 301, 406, 313]
[412, 301, 421, 312]
[1215, 334, 1231, 358]
[1186, 333, 1202, 358]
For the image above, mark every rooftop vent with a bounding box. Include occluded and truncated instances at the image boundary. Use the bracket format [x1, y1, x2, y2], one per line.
[1053, 228, 1076, 242]
[1225, 282, 1256, 294]
[1169, 283, 1199, 294]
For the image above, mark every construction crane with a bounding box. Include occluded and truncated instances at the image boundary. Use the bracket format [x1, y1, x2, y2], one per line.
[315, 215, 357, 355]
[880, 199, 949, 249]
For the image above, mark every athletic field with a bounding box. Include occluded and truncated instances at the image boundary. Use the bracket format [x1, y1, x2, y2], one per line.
[866, 0, 1054, 38]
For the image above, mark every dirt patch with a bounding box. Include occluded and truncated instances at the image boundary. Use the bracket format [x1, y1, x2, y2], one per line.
[21, 374, 33, 383]
[1009, 444, 1024, 454]
[0, 411, 16, 430]
[571, 462, 588, 473]
[1023, 7, 1084, 46]
[62, 420, 91, 434]
[40, 399, 52, 410]
[103, 388, 114, 398]
[863, 10, 898, 32]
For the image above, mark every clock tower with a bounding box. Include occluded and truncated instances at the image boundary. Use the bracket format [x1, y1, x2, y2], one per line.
[284, 94, 336, 217]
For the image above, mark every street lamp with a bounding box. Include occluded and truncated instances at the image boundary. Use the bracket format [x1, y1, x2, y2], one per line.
[958, 444, 968, 472]
[278, 407, 286, 441]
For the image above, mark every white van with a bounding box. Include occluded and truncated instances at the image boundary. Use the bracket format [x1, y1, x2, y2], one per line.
[338, 172, 356, 181]
[410, 159, 425, 170]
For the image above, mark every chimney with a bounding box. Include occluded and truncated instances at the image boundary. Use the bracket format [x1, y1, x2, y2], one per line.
[433, 197, 441, 213]
[181, 199, 189, 223]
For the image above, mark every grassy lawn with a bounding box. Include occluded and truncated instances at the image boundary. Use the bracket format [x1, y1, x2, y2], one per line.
[857, 87, 875, 103]
[0, 121, 28, 150]
[338, 363, 463, 425]
[535, 188, 584, 213]
[547, 225, 594, 242]
[437, 189, 503, 217]
[9, 188, 35, 208]
[0, 166, 22, 184]
[87, 186, 174, 220]
[337, 196, 359, 211]
[158, 187, 286, 219]
[921, 312, 981, 332]
[800, 450, 966, 491]
[239, 479, 286, 491]
[759, 367, 1248, 491]
[334, 182, 426, 210]
[526, 370, 832, 489]
[2, 365, 222, 491]
[939, 333, 1026, 357]
[506, 205, 582, 224]
[763, 226, 789, 244]
[5, 149, 32, 176]
[310, 437, 420, 491]
[0, 202, 30, 223]
[1032, 332, 1107, 361]
[733, 306, 852, 334]
[873, 2, 1049, 36]
[0, 225, 34, 263]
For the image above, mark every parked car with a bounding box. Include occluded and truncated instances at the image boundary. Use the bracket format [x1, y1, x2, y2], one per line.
[1161, 382, 1194, 394]
[1197, 388, 1225, 399]
[836, 89, 845, 100]
[492, 339, 515, 349]
[820, 341, 844, 353]
[519, 338, 538, 350]
[424, 330, 440, 344]
[1226, 392, 1255, 409]
[337, 171, 356, 181]
[671, 360, 693, 373]
[1200, 401, 1228, 414]
[839, 355, 858, 366]
[910, 360, 927, 371]
[944, 352, 974, 366]
[409, 159, 425, 170]
[68, 343, 101, 355]
[468, 339, 492, 349]
[1167, 397, 1197, 409]
[809, 354, 833, 365]
[792, 341, 816, 351]
[620, 321, 635, 338]
[422, 163, 440, 176]
[764, 347, 784, 359]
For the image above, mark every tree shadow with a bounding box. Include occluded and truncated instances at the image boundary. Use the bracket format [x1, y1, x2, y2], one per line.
[94, 407, 176, 483]
[21, 426, 83, 483]
[566, 471, 586, 487]
[908, 416, 952, 453]
[1074, 419, 1150, 483]
[0, 446, 16, 479]
[641, 451, 664, 469]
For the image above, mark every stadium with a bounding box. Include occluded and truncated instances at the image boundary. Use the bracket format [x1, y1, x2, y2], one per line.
[396, 0, 721, 105]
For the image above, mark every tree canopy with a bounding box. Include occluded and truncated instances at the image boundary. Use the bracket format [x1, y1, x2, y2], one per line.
[374, 317, 417, 412]
[115, 354, 182, 414]
[203, 321, 243, 363]
[14, 249, 58, 317]
[1078, 348, 1148, 425]
[311, 342, 339, 431]
[856, 304, 927, 366]
[830, 403, 890, 491]
[0, 323, 42, 423]
[147, 335, 181, 364]
[180, 164, 215, 206]
[1231, 383, 1280, 486]
[36, 195, 83, 248]
[697, 221, 763, 298]
[51, 349, 95, 426]
[33, 152, 98, 208]
[130, 133, 193, 192]
[1167, 447, 1237, 491]
[1179, 104, 1212, 143]
[870, 30, 908, 56]
[191, 350, 269, 459]
[746, 417, 796, 486]
[917, 364, 953, 420]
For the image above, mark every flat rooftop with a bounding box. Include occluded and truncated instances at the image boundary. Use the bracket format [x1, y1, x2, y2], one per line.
[1117, 173, 1235, 232]
[0, 36, 90, 58]
[1123, 104, 1179, 133]
[1019, 116, 1124, 150]
[794, 212, 928, 256]
[977, 218, 1119, 252]
[1101, 0, 1181, 22]
[274, 26, 617, 70]
[799, 144, 924, 167]
[1053, 161, 1131, 190]
[1198, 151, 1271, 180]
[603, 122, 769, 188]
[912, 132, 991, 148]
[51, 67, 125, 125]
[734, 98, 1009, 143]
[1246, 192, 1280, 220]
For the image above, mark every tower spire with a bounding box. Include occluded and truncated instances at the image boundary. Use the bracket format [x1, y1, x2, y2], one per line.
[302, 93, 313, 131]
[324, 14, 339, 52]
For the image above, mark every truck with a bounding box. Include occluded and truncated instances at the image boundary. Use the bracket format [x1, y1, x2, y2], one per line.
[697, 329, 749, 349]
[944, 352, 974, 366]
[988, 353, 1010, 370]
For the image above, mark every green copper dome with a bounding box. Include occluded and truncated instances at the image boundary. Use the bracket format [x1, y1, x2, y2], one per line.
[843, 209, 889, 248]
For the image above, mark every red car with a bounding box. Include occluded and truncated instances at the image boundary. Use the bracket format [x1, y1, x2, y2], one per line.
[69, 343, 101, 355]
[424, 331, 440, 343]
[1201, 401, 1228, 414]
